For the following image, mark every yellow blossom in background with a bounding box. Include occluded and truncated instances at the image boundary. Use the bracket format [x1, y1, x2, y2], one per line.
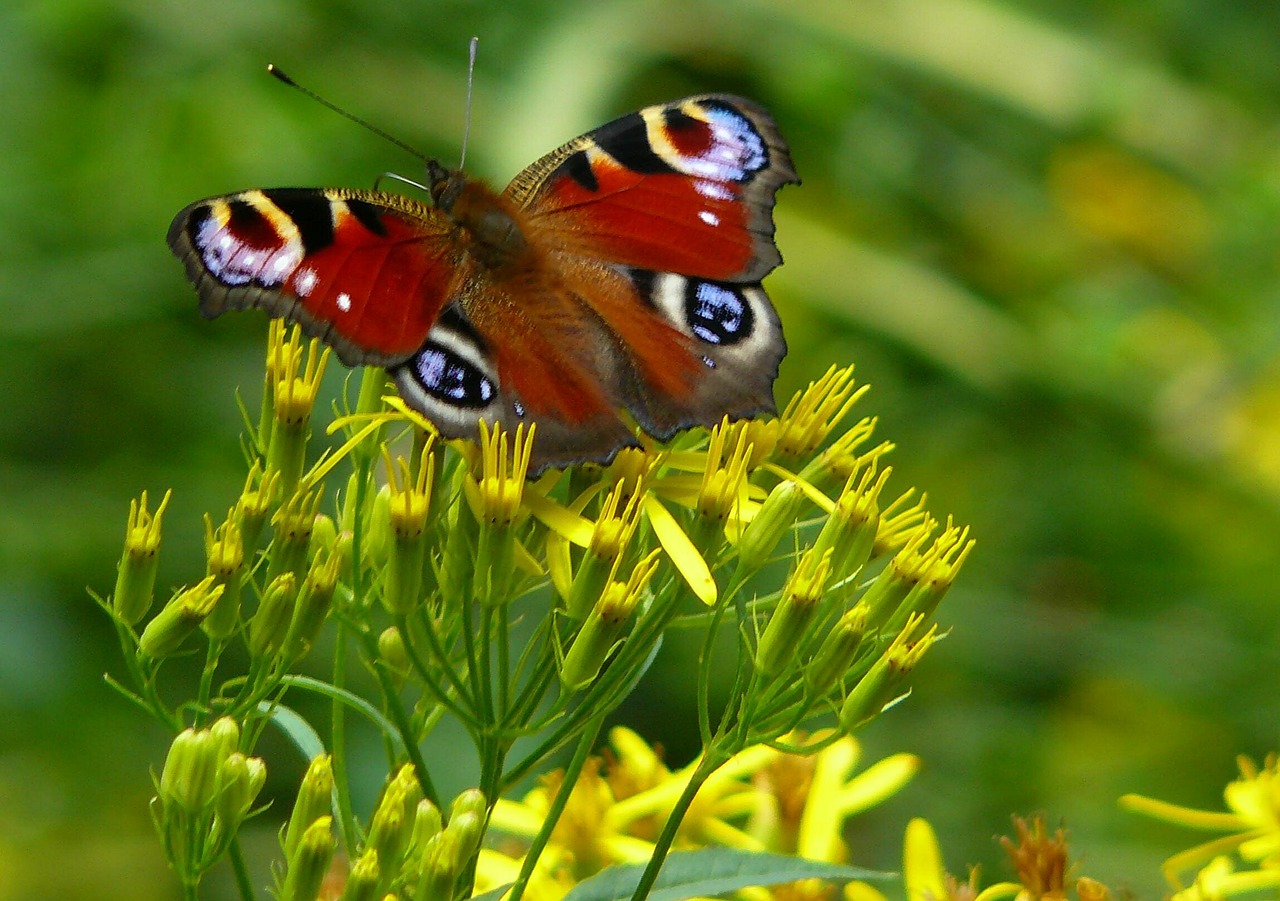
[1122, 753, 1280, 892]
[489, 729, 921, 900]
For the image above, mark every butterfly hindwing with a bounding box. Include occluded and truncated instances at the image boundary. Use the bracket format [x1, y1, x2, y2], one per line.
[168, 188, 459, 367]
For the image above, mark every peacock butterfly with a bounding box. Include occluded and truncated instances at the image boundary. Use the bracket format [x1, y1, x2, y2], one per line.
[168, 92, 798, 473]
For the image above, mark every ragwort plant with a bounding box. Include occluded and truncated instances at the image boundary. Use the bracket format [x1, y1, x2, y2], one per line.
[98, 321, 973, 901]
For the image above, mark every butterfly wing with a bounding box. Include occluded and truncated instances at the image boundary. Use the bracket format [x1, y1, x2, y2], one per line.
[167, 188, 460, 367]
[504, 94, 797, 439]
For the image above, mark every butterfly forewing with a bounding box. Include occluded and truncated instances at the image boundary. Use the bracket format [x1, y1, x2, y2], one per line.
[168, 188, 459, 367]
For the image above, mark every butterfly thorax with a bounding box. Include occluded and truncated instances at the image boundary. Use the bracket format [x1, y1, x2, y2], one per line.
[433, 171, 530, 271]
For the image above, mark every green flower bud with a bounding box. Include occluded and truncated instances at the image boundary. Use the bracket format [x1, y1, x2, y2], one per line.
[341, 848, 382, 901]
[113, 489, 172, 625]
[811, 465, 888, 589]
[282, 549, 340, 663]
[379, 443, 438, 610]
[209, 716, 241, 759]
[736, 479, 805, 572]
[139, 577, 224, 658]
[265, 324, 329, 499]
[566, 483, 641, 619]
[215, 752, 267, 832]
[414, 830, 461, 901]
[838, 617, 938, 732]
[444, 811, 484, 864]
[283, 754, 334, 862]
[247, 572, 297, 660]
[280, 815, 336, 901]
[879, 519, 974, 636]
[237, 462, 281, 554]
[203, 510, 245, 639]
[447, 788, 487, 824]
[159, 727, 222, 814]
[267, 490, 321, 587]
[378, 627, 411, 689]
[560, 553, 656, 690]
[755, 548, 831, 678]
[805, 603, 870, 694]
[367, 766, 420, 881]
[407, 799, 442, 862]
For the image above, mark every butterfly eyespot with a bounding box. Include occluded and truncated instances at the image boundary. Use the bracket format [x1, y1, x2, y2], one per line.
[685, 280, 754, 346]
[406, 340, 496, 408]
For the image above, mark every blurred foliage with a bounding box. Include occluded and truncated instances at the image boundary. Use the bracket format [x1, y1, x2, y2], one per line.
[3, 0, 1280, 898]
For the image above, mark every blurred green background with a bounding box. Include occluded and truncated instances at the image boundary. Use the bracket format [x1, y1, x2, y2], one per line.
[4, 0, 1280, 898]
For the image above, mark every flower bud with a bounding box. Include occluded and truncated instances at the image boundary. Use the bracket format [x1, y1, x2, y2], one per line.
[113, 489, 172, 625]
[448, 788, 487, 824]
[284, 754, 334, 862]
[209, 716, 241, 759]
[282, 549, 340, 663]
[811, 465, 889, 589]
[378, 627, 411, 689]
[755, 549, 831, 678]
[368, 766, 420, 879]
[203, 510, 245, 639]
[267, 490, 321, 587]
[838, 617, 938, 732]
[736, 479, 804, 572]
[248, 572, 297, 660]
[341, 848, 382, 901]
[139, 577, 224, 658]
[280, 815, 336, 901]
[266, 324, 329, 499]
[237, 462, 280, 554]
[445, 811, 484, 865]
[407, 799, 442, 861]
[805, 604, 871, 694]
[215, 752, 267, 831]
[159, 727, 222, 814]
[414, 830, 461, 901]
[560, 553, 656, 690]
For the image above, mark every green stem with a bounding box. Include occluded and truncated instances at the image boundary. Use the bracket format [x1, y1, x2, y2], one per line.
[627, 749, 729, 901]
[331, 622, 356, 854]
[358, 626, 441, 808]
[506, 711, 607, 901]
[228, 836, 258, 901]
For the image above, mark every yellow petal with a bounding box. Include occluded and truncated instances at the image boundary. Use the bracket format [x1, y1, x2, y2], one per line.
[903, 818, 946, 901]
[1119, 794, 1251, 831]
[836, 754, 921, 816]
[643, 495, 716, 605]
[522, 489, 594, 548]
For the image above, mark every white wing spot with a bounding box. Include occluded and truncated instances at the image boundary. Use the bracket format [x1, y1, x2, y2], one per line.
[336, 292, 352, 313]
[694, 179, 733, 201]
[699, 210, 720, 227]
[294, 268, 318, 297]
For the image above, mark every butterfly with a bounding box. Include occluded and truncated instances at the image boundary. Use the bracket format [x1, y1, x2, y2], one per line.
[168, 94, 797, 473]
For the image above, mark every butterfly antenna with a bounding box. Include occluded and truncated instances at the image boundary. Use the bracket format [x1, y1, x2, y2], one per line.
[458, 36, 479, 170]
[267, 64, 437, 168]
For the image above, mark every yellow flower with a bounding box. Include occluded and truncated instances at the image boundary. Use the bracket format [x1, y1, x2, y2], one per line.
[490, 729, 920, 899]
[1122, 753, 1280, 889]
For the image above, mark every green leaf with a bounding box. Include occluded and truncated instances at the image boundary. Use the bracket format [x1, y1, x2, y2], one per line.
[260, 702, 326, 761]
[563, 848, 892, 901]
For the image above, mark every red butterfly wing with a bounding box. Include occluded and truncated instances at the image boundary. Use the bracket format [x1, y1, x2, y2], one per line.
[502, 95, 796, 439]
[167, 188, 459, 366]
[509, 95, 797, 282]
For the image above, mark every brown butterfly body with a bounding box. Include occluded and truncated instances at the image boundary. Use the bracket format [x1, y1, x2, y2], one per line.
[168, 95, 798, 472]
